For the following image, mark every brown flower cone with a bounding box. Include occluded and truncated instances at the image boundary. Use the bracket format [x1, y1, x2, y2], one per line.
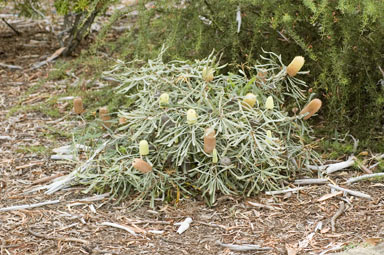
[286, 56, 305, 77]
[132, 158, 152, 173]
[73, 97, 84, 115]
[204, 128, 216, 154]
[300, 98, 322, 120]
[119, 117, 127, 125]
[99, 107, 111, 128]
[257, 69, 268, 83]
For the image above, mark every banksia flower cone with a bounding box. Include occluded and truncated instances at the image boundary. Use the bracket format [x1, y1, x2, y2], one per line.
[99, 107, 111, 128]
[159, 93, 169, 108]
[202, 66, 214, 82]
[204, 127, 216, 154]
[286, 56, 305, 77]
[265, 96, 274, 110]
[257, 69, 268, 83]
[119, 117, 127, 125]
[242, 93, 257, 108]
[266, 130, 273, 144]
[212, 148, 218, 163]
[187, 109, 197, 124]
[300, 98, 322, 120]
[73, 97, 84, 114]
[139, 140, 149, 156]
[132, 158, 152, 173]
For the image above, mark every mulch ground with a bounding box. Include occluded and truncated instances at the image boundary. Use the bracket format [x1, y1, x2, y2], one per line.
[0, 6, 383, 255]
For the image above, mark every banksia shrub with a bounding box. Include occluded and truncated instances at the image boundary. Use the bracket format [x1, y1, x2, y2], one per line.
[74, 51, 322, 207]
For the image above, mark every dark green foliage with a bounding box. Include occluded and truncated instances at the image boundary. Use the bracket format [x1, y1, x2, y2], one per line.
[96, 0, 384, 143]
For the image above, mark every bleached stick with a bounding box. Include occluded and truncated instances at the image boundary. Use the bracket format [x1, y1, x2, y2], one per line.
[247, 201, 282, 210]
[265, 187, 306, 195]
[45, 140, 110, 194]
[306, 156, 355, 174]
[215, 241, 272, 251]
[100, 222, 137, 236]
[346, 173, 384, 184]
[294, 179, 328, 185]
[0, 200, 60, 212]
[0, 193, 109, 212]
[328, 184, 372, 200]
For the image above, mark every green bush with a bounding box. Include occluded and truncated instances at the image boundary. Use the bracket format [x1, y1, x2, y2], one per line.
[96, 0, 384, 144]
[71, 50, 322, 207]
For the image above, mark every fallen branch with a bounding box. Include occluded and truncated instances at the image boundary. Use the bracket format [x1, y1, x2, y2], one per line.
[45, 140, 110, 194]
[0, 62, 22, 70]
[247, 201, 282, 210]
[328, 184, 372, 200]
[30, 47, 66, 70]
[215, 240, 272, 251]
[0, 193, 109, 212]
[100, 222, 137, 236]
[28, 228, 89, 244]
[265, 187, 306, 195]
[346, 173, 384, 184]
[31, 173, 64, 186]
[1, 18, 21, 35]
[0, 200, 60, 212]
[331, 201, 345, 232]
[307, 157, 355, 174]
[294, 179, 328, 185]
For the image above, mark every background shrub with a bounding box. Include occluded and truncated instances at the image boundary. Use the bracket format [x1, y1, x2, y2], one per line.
[96, 0, 384, 146]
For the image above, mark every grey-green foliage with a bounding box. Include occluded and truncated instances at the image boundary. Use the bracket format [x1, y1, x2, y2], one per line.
[77, 50, 322, 208]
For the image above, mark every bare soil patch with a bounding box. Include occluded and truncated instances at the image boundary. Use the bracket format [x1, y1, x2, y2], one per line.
[0, 11, 383, 255]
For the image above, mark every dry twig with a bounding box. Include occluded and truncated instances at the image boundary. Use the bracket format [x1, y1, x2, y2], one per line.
[347, 173, 384, 184]
[265, 187, 307, 195]
[294, 178, 328, 185]
[328, 184, 372, 200]
[27, 228, 89, 244]
[215, 240, 272, 251]
[331, 201, 345, 232]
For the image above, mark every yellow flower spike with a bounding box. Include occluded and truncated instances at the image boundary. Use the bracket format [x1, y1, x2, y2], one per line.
[73, 97, 84, 115]
[266, 130, 273, 144]
[265, 96, 274, 110]
[186, 109, 197, 124]
[242, 93, 257, 108]
[212, 148, 218, 163]
[132, 158, 152, 173]
[286, 56, 305, 77]
[204, 127, 216, 154]
[99, 107, 111, 128]
[202, 66, 214, 83]
[300, 98, 322, 120]
[139, 140, 149, 156]
[159, 93, 169, 108]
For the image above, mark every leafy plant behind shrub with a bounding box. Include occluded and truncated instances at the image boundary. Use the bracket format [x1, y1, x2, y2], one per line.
[95, 0, 384, 143]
